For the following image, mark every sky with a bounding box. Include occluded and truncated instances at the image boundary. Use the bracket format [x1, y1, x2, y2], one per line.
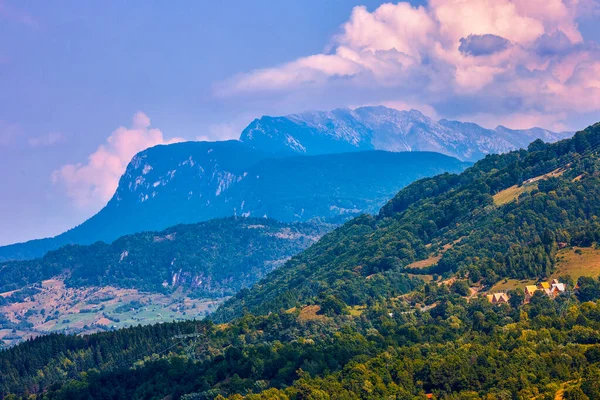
[0, 0, 599, 246]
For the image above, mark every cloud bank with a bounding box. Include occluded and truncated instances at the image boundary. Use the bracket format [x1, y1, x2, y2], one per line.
[52, 112, 182, 209]
[216, 0, 600, 130]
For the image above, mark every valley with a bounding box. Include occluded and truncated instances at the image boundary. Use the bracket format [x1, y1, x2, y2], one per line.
[0, 279, 222, 347]
[0, 218, 328, 345]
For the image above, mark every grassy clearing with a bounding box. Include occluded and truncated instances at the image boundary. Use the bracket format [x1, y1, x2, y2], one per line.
[490, 278, 537, 293]
[297, 305, 327, 322]
[494, 168, 567, 206]
[348, 305, 366, 317]
[406, 273, 434, 283]
[555, 246, 600, 281]
[493, 184, 537, 206]
[406, 255, 441, 269]
[406, 241, 456, 270]
[487, 245, 600, 294]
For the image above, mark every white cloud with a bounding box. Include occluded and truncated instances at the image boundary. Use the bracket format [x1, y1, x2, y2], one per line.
[52, 112, 183, 209]
[28, 132, 65, 148]
[216, 0, 600, 130]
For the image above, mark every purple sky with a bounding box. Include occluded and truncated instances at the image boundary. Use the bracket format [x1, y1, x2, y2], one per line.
[0, 0, 599, 246]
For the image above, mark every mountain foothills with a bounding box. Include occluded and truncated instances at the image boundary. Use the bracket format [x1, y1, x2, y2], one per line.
[0, 218, 331, 297]
[241, 106, 572, 161]
[0, 144, 469, 262]
[3, 124, 600, 399]
[0, 218, 330, 344]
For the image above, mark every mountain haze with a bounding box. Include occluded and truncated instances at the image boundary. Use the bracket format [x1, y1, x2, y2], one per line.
[241, 106, 572, 161]
[0, 142, 469, 261]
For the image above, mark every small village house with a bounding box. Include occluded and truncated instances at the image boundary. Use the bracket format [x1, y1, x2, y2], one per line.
[525, 285, 538, 299]
[551, 281, 566, 295]
[527, 279, 567, 299]
[486, 293, 509, 304]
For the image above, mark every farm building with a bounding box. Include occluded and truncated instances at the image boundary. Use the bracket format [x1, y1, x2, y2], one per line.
[486, 293, 509, 304]
[525, 285, 538, 299]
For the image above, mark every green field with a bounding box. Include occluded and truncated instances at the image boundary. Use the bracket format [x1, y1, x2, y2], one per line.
[490, 278, 537, 293]
[493, 184, 537, 206]
[555, 246, 600, 281]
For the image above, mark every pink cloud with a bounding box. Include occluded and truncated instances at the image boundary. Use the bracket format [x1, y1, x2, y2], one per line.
[216, 0, 600, 130]
[52, 112, 183, 209]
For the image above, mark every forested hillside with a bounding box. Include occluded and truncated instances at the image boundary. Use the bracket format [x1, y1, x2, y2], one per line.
[3, 124, 600, 399]
[3, 273, 600, 399]
[214, 123, 600, 321]
[0, 218, 331, 296]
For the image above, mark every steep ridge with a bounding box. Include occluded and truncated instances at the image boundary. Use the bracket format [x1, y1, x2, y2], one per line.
[241, 105, 572, 161]
[215, 123, 600, 321]
[0, 145, 469, 261]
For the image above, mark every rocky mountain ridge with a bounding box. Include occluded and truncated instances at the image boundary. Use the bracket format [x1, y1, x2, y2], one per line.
[241, 105, 572, 161]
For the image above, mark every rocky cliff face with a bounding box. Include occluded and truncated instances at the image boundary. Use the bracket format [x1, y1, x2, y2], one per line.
[241, 106, 572, 161]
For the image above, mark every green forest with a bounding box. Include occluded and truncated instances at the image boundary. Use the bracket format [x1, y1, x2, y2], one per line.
[3, 123, 600, 399]
[0, 218, 331, 297]
[2, 275, 600, 399]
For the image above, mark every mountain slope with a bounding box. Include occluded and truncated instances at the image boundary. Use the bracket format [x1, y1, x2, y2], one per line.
[4, 124, 600, 400]
[215, 123, 600, 321]
[0, 146, 469, 261]
[241, 105, 572, 161]
[0, 218, 332, 296]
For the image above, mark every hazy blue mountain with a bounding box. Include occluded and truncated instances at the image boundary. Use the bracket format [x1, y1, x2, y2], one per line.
[241, 105, 572, 161]
[0, 142, 469, 261]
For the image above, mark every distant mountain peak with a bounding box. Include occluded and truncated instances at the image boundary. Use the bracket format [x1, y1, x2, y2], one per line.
[240, 105, 572, 161]
[0, 145, 469, 262]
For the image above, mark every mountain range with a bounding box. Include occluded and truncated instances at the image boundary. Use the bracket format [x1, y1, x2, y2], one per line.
[0, 144, 469, 261]
[3, 122, 600, 400]
[241, 106, 572, 161]
[0, 105, 571, 263]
